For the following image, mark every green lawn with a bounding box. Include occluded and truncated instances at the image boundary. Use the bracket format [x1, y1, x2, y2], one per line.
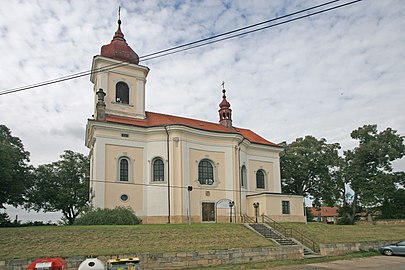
[2, 222, 403, 261]
[0, 224, 274, 260]
[281, 222, 405, 244]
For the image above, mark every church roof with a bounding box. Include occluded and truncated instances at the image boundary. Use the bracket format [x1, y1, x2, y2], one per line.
[100, 20, 139, 64]
[104, 111, 280, 147]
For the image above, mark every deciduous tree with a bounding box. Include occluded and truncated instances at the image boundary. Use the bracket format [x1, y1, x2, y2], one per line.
[343, 125, 405, 223]
[26, 150, 89, 225]
[280, 135, 343, 206]
[0, 125, 32, 208]
[380, 188, 405, 219]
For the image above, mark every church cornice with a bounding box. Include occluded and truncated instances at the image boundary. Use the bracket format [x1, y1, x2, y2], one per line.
[90, 55, 149, 83]
[86, 117, 282, 151]
[246, 192, 304, 198]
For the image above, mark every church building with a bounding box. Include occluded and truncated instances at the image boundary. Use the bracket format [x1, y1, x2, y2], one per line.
[85, 19, 305, 224]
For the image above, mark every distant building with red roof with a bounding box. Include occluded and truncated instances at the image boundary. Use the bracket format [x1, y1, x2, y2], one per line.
[309, 207, 339, 224]
[85, 18, 305, 224]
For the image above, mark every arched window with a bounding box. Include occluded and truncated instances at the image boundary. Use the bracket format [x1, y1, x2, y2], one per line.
[116, 82, 129, 104]
[198, 159, 214, 185]
[119, 158, 129, 181]
[256, 170, 265, 189]
[152, 158, 164, 182]
[241, 165, 247, 188]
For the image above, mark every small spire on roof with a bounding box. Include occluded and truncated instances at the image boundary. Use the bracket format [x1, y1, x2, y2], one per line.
[218, 81, 232, 128]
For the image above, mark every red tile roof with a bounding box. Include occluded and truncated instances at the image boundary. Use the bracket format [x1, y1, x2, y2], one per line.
[104, 111, 280, 147]
[309, 207, 339, 217]
[101, 21, 139, 64]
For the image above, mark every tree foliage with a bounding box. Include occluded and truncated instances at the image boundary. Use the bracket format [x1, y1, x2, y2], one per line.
[281, 125, 404, 224]
[0, 125, 32, 208]
[380, 188, 405, 219]
[343, 125, 405, 222]
[280, 135, 342, 206]
[25, 150, 89, 225]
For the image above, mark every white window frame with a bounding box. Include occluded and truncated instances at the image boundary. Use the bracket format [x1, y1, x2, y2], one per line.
[256, 169, 266, 189]
[117, 156, 132, 182]
[151, 157, 165, 182]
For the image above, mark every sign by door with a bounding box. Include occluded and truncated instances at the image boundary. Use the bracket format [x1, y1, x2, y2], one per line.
[216, 199, 232, 209]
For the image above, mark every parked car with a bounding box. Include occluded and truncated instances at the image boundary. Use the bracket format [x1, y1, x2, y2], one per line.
[379, 240, 405, 256]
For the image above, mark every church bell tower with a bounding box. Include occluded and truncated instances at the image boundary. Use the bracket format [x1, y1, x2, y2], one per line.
[90, 18, 149, 120]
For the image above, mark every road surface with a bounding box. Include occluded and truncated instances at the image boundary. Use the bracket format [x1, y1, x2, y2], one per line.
[271, 255, 405, 270]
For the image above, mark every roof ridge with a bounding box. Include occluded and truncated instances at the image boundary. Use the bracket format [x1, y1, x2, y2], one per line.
[105, 111, 280, 147]
[146, 111, 228, 126]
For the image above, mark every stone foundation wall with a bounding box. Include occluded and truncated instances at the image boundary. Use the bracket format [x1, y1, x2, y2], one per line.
[320, 240, 394, 256]
[357, 219, 405, 225]
[268, 215, 306, 223]
[0, 246, 302, 270]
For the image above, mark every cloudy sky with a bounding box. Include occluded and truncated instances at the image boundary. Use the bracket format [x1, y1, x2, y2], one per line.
[1, 0, 404, 221]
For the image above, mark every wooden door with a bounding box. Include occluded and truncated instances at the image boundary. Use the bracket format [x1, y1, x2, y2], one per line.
[202, 202, 215, 222]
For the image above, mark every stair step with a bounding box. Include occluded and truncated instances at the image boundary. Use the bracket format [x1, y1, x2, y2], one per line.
[249, 223, 319, 254]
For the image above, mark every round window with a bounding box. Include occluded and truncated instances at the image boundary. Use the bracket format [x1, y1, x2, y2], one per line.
[120, 194, 129, 202]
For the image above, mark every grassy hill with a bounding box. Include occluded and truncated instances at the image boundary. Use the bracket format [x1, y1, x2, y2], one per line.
[2, 222, 404, 261]
[0, 224, 273, 260]
[282, 222, 405, 244]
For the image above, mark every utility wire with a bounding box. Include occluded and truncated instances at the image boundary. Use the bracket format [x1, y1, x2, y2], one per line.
[141, 0, 361, 62]
[139, 0, 340, 59]
[0, 0, 340, 95]
[0, 62, 128, 96]
[0, 0, 361, 96]
[88, 176, 273, 196]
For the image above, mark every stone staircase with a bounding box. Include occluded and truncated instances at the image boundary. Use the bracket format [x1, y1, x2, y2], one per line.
[248, 223, 314, 256]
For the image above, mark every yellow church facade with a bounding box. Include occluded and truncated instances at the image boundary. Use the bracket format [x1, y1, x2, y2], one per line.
[85, 19, 305, 224]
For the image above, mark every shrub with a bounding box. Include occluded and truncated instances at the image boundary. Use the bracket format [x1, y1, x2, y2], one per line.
[337, 216, 354, 225]
[74, 207, 142, 225]
[0, 213, 12, 227]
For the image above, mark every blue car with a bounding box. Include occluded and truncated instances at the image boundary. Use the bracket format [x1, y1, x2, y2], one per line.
[379, 240, 405, 256]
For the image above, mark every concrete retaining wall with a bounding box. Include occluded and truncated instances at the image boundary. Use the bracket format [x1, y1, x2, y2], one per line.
[0, 246, 303, 270]
[320, 240, 394, 256]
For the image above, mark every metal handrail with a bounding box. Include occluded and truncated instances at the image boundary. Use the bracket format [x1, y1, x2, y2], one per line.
[242, 214, 256, 224]
[261, 214, 319, 253]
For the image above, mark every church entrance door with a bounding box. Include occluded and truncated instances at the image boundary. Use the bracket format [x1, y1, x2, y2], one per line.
[202, 202, 215, 222]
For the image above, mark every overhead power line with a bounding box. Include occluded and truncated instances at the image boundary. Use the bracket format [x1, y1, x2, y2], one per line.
[141, 0, 362, 62]
[88, 176, 272, 196]
[0, 0, 361, 96]
[139, 0, 340, 60]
